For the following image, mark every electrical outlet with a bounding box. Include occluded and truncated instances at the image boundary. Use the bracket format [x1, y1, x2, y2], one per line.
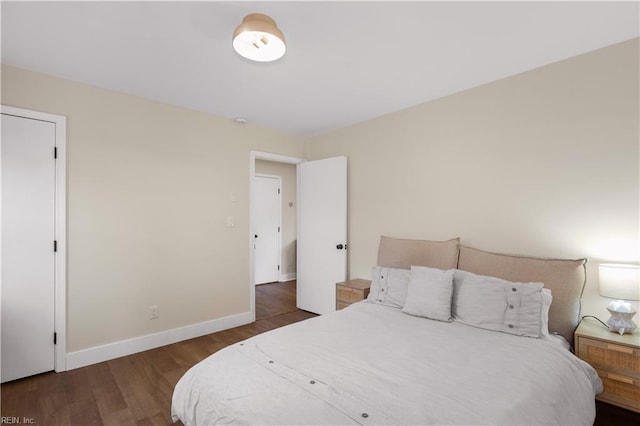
[150, 305, 159, 320]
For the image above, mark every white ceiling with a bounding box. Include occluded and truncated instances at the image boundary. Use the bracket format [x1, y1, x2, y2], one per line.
[2, 1, 638, 137]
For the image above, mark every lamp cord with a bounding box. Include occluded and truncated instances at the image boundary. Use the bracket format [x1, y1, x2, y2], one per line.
[581, 315, 609, 329]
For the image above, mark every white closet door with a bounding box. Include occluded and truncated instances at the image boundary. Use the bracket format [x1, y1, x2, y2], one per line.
[1, 113, 56, 382]
[254, 175, 281, 284]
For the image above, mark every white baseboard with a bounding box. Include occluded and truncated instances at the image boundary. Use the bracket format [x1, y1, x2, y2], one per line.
[66, 311, 253, 371]
[280, 272, 296, 282]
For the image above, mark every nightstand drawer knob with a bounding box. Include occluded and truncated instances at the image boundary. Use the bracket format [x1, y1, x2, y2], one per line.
[607, 372, 634, 385]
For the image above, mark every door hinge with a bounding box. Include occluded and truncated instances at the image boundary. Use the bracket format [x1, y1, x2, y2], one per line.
[54, 240, 57, 252]
[278, 265, 280, 271]
[277, 226, 280, 232]
[277, 188, 280, 194]
[54, 147, 58, 159]
[54, 332, 57, 345]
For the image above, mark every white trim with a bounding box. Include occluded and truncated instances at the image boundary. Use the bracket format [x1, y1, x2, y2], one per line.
[66, 311, 253, 370]
[280, 272, 297, 282]
[1, 105, 67, 373]
[249, 151, 304, 323]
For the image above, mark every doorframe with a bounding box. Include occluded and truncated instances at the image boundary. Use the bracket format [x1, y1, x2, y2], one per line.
[1, 105, 67, 373]
[254, 173, 282, 285]
[249, 151, 304, 322]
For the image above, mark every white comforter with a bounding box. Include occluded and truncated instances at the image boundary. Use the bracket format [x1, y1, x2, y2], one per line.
[172, 302, 602, 425]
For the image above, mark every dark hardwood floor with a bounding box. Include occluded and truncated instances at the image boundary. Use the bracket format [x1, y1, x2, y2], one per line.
[255, 280, 298, 320]
[1, 280, 313, 425]
[594, 400, 640, 426]
[2, 280, 639, 425]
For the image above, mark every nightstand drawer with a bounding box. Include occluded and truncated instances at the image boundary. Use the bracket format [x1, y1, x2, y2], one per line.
[336, 279, 371, 310]
[337, 286, 367, 303]
[336, 300, 352, 310]
[578, 337, 640, 379]
[596, 368, 640, 411]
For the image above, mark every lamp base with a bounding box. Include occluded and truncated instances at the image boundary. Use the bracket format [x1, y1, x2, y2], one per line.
[606, 308, 637, 335]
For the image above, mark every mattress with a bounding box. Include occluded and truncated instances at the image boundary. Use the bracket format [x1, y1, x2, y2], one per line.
[172, 301, 602, 425]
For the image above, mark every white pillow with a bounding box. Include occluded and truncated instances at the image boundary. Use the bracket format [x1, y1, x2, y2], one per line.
[367, 266, 411, 308]
[453, 270, 544, 338]
[538, 288, 571, 349]
[402, 266, 454, 322]
[540, 288, 552, 339]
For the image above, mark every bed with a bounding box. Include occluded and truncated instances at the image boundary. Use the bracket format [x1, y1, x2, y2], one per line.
[172, 236, 603, 425]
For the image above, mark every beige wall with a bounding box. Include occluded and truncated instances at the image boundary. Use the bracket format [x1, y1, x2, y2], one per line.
[307, 39, 639, 321]
[3, 38, 637, 354]
[255, 160, 297, 277]
[1, 65, 305, 352]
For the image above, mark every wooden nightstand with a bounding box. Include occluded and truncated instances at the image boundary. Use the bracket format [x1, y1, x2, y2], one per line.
[575, 318, 640, 413]
[336, 279, 371, 310]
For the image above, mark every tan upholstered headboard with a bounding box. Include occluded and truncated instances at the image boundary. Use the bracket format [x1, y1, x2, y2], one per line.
[375, 236, 587, 345]
[458, 245, 586, 344]
[377, 236, 460, 270]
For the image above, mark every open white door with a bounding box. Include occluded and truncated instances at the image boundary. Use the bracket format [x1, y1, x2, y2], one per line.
[297, 156, 347, 315]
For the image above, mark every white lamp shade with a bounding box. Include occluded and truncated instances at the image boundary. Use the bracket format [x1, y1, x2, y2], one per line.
[232, 14, 286, 62]
[598, 263, 640, 301]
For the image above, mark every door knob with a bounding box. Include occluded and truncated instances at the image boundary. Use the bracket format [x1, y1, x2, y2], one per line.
[336, 244, 344, 250]
[254, 234, 258, 238]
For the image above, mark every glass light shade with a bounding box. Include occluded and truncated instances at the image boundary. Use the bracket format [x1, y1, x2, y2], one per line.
[598, 263, 640, 301]
[232, 14, 286, 62]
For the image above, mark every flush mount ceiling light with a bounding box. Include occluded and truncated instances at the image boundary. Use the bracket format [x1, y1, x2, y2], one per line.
[232, 13, 286, 62]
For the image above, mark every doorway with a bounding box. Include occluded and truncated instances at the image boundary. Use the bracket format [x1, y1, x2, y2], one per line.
[250, 152, 303, 321]
[1, 106, 67, 381]
[250, 152, 348, 319]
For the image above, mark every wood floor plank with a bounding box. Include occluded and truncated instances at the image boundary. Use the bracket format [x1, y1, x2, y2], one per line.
[37, 390, 71, 426]
[163, 336, 218, 368]
[136, 412, 170, 426]
[4, 388, 38, 421]
[129, 354, 174, 423]
[255, 280, 297, 319]
[93, 385, 128, 418]
[108, 357, 162, 422]
[99, 408, 137, 426]
[67, 393, 102, 426]
[64, 367, 94, 405]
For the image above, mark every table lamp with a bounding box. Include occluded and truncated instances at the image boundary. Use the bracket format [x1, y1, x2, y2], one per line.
[598, 263, 640, 335]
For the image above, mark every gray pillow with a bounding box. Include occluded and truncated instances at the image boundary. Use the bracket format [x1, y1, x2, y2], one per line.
[367, 266, 411, 308]
[402, 266, 455, 322]
[453, 270, 544, 338]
